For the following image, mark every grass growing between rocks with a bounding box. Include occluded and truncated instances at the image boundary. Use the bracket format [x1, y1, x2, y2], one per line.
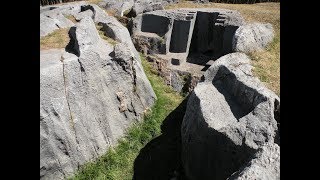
[69, 53, 184, 180]
[65, 15, 78, 23]
[87, 0, 103, 5]
[40, 28, 70, 50]
[166, 2, 280, 96]
[95, 24, 119, 46]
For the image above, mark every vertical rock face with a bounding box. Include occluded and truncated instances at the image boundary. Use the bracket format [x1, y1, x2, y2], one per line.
[40, 4, 156, 180]
[181, 53, 280, 180]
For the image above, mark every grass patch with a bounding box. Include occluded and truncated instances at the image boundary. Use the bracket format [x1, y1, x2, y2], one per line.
[106, 9, 117, 16]
[87, 0, 103, 5]
[95, 24, 119, 46]
[69, 53, 184, 180]
[166, 2, 280, 96]
[65, 15, 78, 23]
[40, 28, 70, 50]
[250, 33, 280, 95]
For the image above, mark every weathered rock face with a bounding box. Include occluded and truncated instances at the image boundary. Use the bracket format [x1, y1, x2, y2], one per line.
[181, 53, 280, 180]
[99, 0, 135, 16]
[40, 2, 110, 37]
[233, 23, 274, 53]
[99, 0, 179, 17]
[40, 4, 156, 180]
[131, 8, 245, 64]
[228, 142, 280, 180]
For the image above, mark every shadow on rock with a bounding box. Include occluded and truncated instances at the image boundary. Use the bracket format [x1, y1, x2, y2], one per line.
[133, 97, 190, 180]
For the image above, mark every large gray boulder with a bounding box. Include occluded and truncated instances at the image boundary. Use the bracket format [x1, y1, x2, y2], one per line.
[232, 23, 274, 53]
[181, 53, 280, 180]
[130, 0, 164, 17]
[40, 14, 156, 180]
[99, 0, 134, 16]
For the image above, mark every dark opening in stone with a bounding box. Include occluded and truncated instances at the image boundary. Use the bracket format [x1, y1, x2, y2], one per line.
[187, 12, 238, 66]
[169, 20, 191, 53]
[171, 58, 180, 65]
[141, 14, 170, 37]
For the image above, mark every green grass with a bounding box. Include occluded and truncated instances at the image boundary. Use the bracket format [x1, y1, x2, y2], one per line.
[69, 53, 183, 180]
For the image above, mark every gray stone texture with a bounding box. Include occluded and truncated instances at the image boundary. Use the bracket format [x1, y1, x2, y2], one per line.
[40, 4, 156, 180]
[131, 8, 245, 63]
[228, 142, 280, 180]
[181, 52, 280, 180]
[233, 23, 274, 53]
[99, 0, 179, 17]
[99, 0, 134, 16]
[40, 2, 110, 37]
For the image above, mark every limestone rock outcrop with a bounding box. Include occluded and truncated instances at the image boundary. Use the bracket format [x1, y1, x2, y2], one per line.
[181, 53, 280, 180]
[233, 23, 274, 53]
[40, 4, 156, 179]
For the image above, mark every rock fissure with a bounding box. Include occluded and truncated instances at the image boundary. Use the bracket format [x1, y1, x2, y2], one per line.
[60, 55, 76, 134]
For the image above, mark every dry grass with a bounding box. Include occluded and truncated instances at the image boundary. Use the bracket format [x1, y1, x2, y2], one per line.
[106, 9, 117, 16]
[166, 2, 280, 96]
[65, 15, 78, 23]
[40, 28, 70, 50]
[86, 0, 103, 5]
[95, 24, 119, 46]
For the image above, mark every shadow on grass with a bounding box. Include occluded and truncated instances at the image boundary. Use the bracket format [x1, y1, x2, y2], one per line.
[133, 97, 190, 180]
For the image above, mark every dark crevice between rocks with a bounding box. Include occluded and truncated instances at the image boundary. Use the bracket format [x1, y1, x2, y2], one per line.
[80, 5, 96, 20]
[60, 55, 80, 145]
[181, 73, 193, 96]
[65, 26, 80, 57]
[98, 22, 117, 40]
[274, 99, 280, 145]
[131, 57, 138, 92]
[126, 8, 137, 19]
[133, 97, 190, 180]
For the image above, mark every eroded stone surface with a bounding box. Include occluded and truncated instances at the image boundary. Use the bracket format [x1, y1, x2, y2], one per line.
[233, 23, 274, 53]
[228, 142, 280, 180]
[40, 5, 156, 179]
[181, 53, 280, 180]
